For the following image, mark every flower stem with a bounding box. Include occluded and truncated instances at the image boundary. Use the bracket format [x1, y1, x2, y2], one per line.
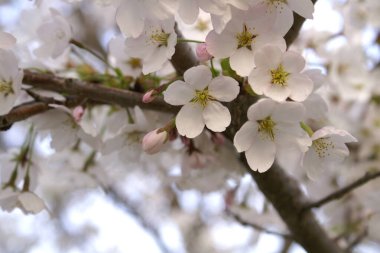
[300, 122, 314, 137]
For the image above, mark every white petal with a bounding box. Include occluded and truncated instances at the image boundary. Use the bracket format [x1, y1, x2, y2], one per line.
[203, 101, 231, 132]
[116, 2, 145, 38]
[206, 30, 237, 58]
[208, 76, 239, 102]
[247, 98, 276, 121]
[303, 69, 325, 91]
[288, 0, 314, 19]
[18, 192, 46, 214]
[272, 101, 305, 123]
[282, 51, 305, 73]
[248, 68, 271, 95]
[245, 135, 276, 173]
[264, 85, 291, 102]
[303, 94, 328, 120]
[254, 45, 283, 69]
[253, 34, 286, 53]
[230, 47, 255, 76]
[234, 121, 258, 152]
[271, 5, 293, 36]
[184, 65, 212, 90]
[0, 32, 16, 49]
[143, 46, 171, 74]
[176, 103, 204, 138]
[164, 80, 195, 105]
[303, 148, 323, 180]
[287, 73, 314, 102]
[178, 0, 199, 24]
[312, 126, 357, 143]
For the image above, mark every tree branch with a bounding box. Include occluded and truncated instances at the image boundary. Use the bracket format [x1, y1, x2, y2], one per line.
[0, 102, 51, 130]
[304, 171, 380, 210]
[22, 70, 177, 114]
[227, 210, 293, 239]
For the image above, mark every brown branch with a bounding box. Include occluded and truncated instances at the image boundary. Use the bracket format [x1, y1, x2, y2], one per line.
[22, 70, 178, 114]
[0, 102, 51, 130]
[227, 210, 293, 239]
[304, 171, 380, 210]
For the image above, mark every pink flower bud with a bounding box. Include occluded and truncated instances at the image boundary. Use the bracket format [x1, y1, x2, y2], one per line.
[142, 129, 167, 154]
[72, 106, 84, 122]
[142, 90, 155, 103]
[196, 43, 212, 62]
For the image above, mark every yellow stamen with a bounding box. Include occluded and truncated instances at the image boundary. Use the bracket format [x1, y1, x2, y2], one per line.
[313, 138, 335, 158]
[0, 80, 13, 96]
[191, 89, 214, 108]
[236, 25, 256, 50]
[151, 29, 170, 47]
[271, 64, 289, 87]
[257, 116, 276, 141]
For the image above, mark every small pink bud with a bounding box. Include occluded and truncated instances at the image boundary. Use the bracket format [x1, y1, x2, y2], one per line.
[196, 43, 212, 62]
[72, 106, 84, 122]
[142, 129, 167, 154]
[142, 90, 155, 103]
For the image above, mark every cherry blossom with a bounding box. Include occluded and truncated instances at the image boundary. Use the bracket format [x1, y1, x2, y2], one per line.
[248, 45, 314, 102]
[302, 126, 357, 180]
[234, 99, 308, 172]
[164, 65, 239, 138]
[116, 0, 175, 38]
[125, 18, 177, 74]
[0, 49, 23, 116]
[34, 9, 72, 59]
[206, 7, 286, 76]
[251, 0, 314, 34]
[0, 189, 48, 215]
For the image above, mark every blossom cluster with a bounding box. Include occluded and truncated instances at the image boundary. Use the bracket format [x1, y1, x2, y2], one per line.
[0, 0, 364, 218]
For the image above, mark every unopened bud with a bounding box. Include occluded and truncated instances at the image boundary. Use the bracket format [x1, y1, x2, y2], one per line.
[72, 106, 84, 122]
[142, 90, 155, 103]
[142, 129, 167, 154]
[196, 43, 212, 62]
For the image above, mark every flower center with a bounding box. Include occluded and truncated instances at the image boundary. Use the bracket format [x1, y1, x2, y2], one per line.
[192, 89, 213, 108]
[236, 25, 256, 50]
[0, 80, 14, 96]
[127, 58, 142, 69]
[313, 138, 335, 158]
[271, 64, 289, 86]
[151, 29, 170, 47]
[257, 116, 276, 141]
[266, 0, 287, 6]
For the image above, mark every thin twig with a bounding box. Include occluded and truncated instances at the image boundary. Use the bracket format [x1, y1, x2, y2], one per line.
[227, 210, 293, 239]
[304, 171, 380, 211]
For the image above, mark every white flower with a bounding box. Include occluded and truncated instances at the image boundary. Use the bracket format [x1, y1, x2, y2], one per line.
[248, 45, 314, 102]
[0, 189, 48, 215]
[234, 98, 308, 173]
[302, 126, 357, 180]
[0, 31, 16, 49]
[164, 65, 239, 138]
[251, 0, 314, 34]
[125, 18, 177, 74]
[116, 0, 175, 38]
[34, 9, 72, 59]
[108, 36, 142, 78]
[177, 0, 226, 24]
[206, 7, 286, 76]
[0, 49, 23, 116]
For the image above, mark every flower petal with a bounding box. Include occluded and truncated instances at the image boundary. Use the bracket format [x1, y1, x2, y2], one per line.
[178, 0, 199, 24]
[288, 0, 314, 19]
[282, 51, 305, 73]
[234, 121, 258, 152]
[206, 30, 237, 58]
[176, 103, 204, 138]
[230, 47, 255, 76]
[264, 85, 291, 102]
[254, 45, 283, 69]
[272, 101, 305, 123]
[248, 68, 271, 95]
[245, 135, 276, 173]
[184, 65, 212, 90]
[247, 98, 276, 121]
[287, 73, 314, 102]
[208, 76, 240, 102]
[203, 101, 231, 132]
[164, 80, 195, 105]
